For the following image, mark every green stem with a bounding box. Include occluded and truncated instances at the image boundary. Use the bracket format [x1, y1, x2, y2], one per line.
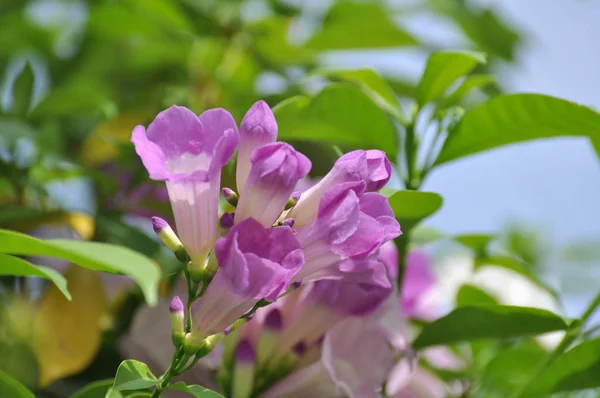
[151, 346, 182, 398]
[395, 232, 410, 291]
[511, 291, 600, 398]
[175, 354, 202, 376]
[404, 123, 417, 190]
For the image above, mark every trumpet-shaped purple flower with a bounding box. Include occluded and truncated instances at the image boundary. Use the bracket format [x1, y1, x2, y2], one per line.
[131, 105, 238, 266]
[236, 101, 278, 193]
[235, 142, 311, 228]
[261, 268, 402, 398]
[190, 218, 304, 338]
[270, 264, 392, 354]
[289, 149, 392, 227]
[293, 183, 400, 281]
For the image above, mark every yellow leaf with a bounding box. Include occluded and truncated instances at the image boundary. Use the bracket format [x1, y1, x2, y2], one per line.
[33, 265, 108, 387]
[10, 212, 96, 241]
[80, 112, 147, 166]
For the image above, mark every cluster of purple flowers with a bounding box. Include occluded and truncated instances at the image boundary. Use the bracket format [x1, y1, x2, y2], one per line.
[132, 100, 404, 396]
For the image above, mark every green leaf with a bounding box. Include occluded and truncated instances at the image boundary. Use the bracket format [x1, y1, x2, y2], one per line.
[481, 341, 545, 393]
[413, 305, 568, 349]
[475, 255, 559, 299]
[437, 94, 600, 165]
[167, 381, 224, 397]
[112, 360, 158, 392]
[524, 338, 600, 396]
[0, 370, 34, 398]
[0, 229, 160, 306]
[456, 284, 497, 307]
[307, 1, 417, 50]
[439, 74, 496, 108]
[0, 253, 71, 300]
[410, 226, 446, 246]
[0, 341, 39, 391]
[427, 0, 521, 61]
[317, 69, 404, 122]
[273, 84, 398, 158]
[386, 190, 443, 231]
[71, 379, 113, 398]
[417, 50, 487, 106]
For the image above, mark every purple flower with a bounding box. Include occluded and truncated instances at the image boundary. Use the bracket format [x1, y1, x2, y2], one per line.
[235, 142, 311, 228]
[131, 106, 238, 266]
[289, 150, 392, 227]
[189, 218, 304, 338]
[293, 183, 400, 281]
[236, 101, 278, 193]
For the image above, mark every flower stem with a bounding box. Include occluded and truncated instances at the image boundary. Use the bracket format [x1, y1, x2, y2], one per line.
[151, 263, 204, 396]
[511, 291, 600, 398]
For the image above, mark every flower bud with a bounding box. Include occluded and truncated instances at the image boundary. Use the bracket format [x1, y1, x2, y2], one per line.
[281, 218, 295, 228]
[169, 296, 185, 345]
[183, 332, 205, 355]
[232, 339, 256, 398]
[196, 332, 224, 358]
[284, 191, 301, 210]
[236, 101, 278, 193]
[222, 187, 239, 207]
[152, 216, 187, 262]
[220, 212, 235, 229]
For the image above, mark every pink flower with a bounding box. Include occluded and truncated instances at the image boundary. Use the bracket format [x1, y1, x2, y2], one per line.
[131, 106, 238, 266]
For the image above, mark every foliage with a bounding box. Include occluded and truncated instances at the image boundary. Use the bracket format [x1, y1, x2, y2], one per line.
[1, 1, 599, 397]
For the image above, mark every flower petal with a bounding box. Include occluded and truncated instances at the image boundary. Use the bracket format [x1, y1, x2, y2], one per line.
[145, 105, 204, 158]
[198, 108, 238, 152]
[131, 125, 168, 180]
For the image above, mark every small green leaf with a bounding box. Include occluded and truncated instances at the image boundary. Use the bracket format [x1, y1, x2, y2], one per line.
[317, 69, 404, 122]
[71, 379, 113, 398]
[0, 370, 34, 398]
[454, 234, 494, 256]
[0, 253, 71, 300]
[307, 1, 417, 50]
[437, 94, 600, 165]
[440, 74, 496, 108]
[417, 50, 487, 106]
[0, 229, 160, 305]
[413, 305, 568, 349]
[524, 338, 600, 396]
[167, 381, 224, 397]
[273, 84, 398, 159]
[456, 284, 497, 307]
[386, 190, 443, 231]
[112, 360, 158, 392]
